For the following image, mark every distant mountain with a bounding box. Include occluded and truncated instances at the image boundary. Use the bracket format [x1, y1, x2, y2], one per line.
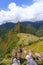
[0, 22, 15, 37]
[36, 25, 43, 37]
[0, 21, 43, 37]
[21, 21, 43, 29]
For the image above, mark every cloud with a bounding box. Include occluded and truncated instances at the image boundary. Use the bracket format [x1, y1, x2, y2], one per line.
[33, 0, 43, 2]
[0, 0, 43, 25]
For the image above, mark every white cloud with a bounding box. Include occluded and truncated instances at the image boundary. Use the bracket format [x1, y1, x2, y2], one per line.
[0, 0, 43, 25]
[33, 0, 43, 2]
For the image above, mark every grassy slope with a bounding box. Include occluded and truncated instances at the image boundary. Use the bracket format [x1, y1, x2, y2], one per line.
[25, 40, 43, 52]
[0, 33, 43, 65]
[17, 33, 43, 52]
[17, 33, 39, 44]
[0, 33, 43, 54]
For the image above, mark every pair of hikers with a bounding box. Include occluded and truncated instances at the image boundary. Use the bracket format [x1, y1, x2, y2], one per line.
[11, 49, 22, 65]
[11, 48, 37, 65]
[24, 49, 37, 65]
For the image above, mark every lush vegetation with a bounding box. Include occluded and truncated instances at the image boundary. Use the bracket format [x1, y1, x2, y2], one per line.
[0, 21, 43, 65]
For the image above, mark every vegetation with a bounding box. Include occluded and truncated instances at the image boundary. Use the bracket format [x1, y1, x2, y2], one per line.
[0, 21, 43, 65]
[36, 25, 43, 37]
[0, 21, 43, 37]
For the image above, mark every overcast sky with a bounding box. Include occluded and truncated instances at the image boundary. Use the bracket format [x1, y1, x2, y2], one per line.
[0, 0, 43, 25]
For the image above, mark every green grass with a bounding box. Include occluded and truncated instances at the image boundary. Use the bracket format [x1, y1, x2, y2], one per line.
[0, 33, 43, 65]
[25, 40, 43, 53]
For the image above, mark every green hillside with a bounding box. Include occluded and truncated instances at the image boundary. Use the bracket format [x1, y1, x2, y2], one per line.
[17, 33, 43, 52]
[36, 25, 43, 37]
[0, 22, 43, 65]
[0, 22, 43, 57]
[0, 33, 43, 65]
[0, 32, 43, 57]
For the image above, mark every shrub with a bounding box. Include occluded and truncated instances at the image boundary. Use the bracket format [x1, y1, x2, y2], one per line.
[5, 54, 12, 58]
[0, 63, 6, 65]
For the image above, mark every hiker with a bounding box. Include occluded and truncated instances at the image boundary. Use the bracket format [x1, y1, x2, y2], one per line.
[11, 49, 19, 65]
[25, 51, 37, 65]
[40, 52, 43, 62]
[28, 50, 32, 57]
[17, 48, 22, 65]
[35, 53, 41, 61]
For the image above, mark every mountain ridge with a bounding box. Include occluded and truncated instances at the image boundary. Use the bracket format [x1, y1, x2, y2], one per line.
[0, 21, 43, 37]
